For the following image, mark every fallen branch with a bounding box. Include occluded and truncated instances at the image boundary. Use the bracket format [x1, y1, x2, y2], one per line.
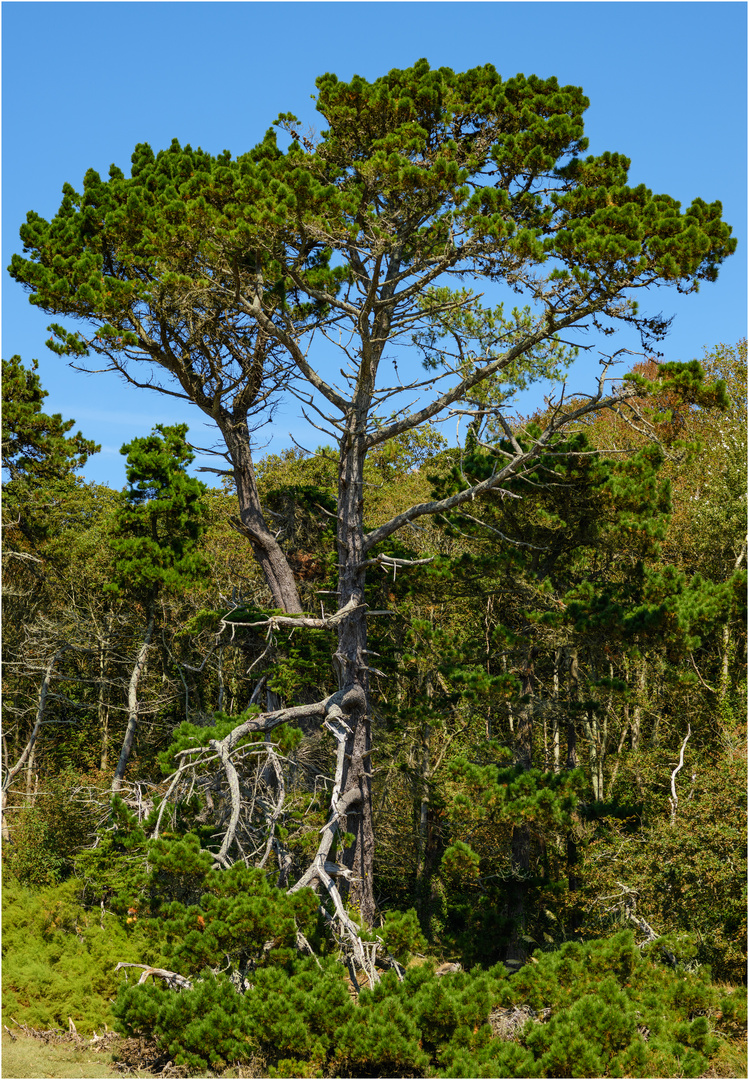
[114, 962, 193, 990]
[220, 594, 363, 634]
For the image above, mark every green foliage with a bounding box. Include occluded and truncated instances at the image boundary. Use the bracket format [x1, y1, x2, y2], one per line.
[2, 877, 165, 1035]
[4, 808, 65, 887]
[158, 710, 263, 774]
[2, 356, 102, 560]
[146, 833, 216, 912]
[112, 920, 745, 1078]
[378, 907, 427, 963]
[3, 51, 744, 1071]
[4, 769, 101, 887]
[75, 797, 153, 913]
[581, 746, 747, 982]
[115, 973, 252, 1073]
[2, 355, 99, 485]
[105, 424, 208, 601]
[152, 858, 323, 976]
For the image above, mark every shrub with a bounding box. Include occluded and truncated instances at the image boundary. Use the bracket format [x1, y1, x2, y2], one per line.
[2, 877, 165, 1034]
[114, 929, 744, 1077]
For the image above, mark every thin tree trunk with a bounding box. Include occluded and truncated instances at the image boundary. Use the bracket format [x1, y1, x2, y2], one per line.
[25, 743, 36, 800]
[112, 605, 155, 794]
[719, 539, 746, 707]
[552, 647, 562, 773]
[98, 624, 111, 772]
[566, 647, 581, 933]
[217, 646, 225, 713]
[506, 653, 535, 965]
[415, 709, 432, 921]
[583, 654, 604, 802]
[2, 648, 66, 838]
[631, 659, 646, 752]
[485, 597, 493, 739]
[583, 707, 601, 801]
[502, 652, 514, 733]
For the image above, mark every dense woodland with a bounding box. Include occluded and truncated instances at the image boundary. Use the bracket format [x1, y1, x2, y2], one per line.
[2, 60, 747, 1078]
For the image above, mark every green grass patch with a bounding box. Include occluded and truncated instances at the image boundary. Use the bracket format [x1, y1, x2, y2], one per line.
[0, 1030, 156, 1079]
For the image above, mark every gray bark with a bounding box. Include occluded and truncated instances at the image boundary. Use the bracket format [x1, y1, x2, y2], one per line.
[221, 419, 303, 614]
[111, 605, 155, 794]
[2, 647, 67, 839]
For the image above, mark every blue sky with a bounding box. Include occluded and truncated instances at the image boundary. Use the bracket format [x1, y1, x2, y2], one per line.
[3, 1, 746, 488]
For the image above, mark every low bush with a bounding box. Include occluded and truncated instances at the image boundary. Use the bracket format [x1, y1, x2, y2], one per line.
[2, 877, 165, 1034]
[113, 931, 746, 1077]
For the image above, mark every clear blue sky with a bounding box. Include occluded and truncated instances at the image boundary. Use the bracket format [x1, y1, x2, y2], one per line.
[3, 1, 746, 488]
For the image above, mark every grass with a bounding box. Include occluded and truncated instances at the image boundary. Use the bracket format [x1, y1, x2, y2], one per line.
[0, 1028, 266, 1079]
[701, 1035, 749, 1078]
[0, 1028, 158, 1079]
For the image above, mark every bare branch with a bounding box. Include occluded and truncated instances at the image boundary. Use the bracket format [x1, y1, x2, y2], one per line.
[668, 725, 692, 826]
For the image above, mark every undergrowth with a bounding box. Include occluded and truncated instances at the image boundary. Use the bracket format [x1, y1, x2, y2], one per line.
[3, 874, 746, 1078]
[2, 877, 165, 1034]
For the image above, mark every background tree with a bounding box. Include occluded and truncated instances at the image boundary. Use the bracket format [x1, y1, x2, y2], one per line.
[105, 425, 209, 792]
[2, 357, 101, 842]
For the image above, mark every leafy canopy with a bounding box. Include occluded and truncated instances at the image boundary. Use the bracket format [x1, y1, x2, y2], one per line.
[8, 60, 735, 390]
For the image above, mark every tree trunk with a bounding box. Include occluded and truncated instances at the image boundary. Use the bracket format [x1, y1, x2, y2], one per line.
[415, 712, 432, 922]
[551, 647, 562, 772]
[2, 648, 65, 838]
[98, 624, 111, 772]
[506, 654, 535, 965]
[221, 422, 303, 614]
[112, 604, 155, 794]
[25, 742, 37, 800]
[335, 422, 375, 924]
[566, 647, 581, 933]
[630, 658, 646, 752]
[719, 539, 746, 710]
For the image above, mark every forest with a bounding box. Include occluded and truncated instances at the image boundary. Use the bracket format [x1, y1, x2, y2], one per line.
[2, 60, 747, 1079]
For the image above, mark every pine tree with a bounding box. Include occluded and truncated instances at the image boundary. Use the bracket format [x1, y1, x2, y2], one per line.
[9, 60, 736, 923]
[2, 355, 99, 485]
[106, 424, 208, 791]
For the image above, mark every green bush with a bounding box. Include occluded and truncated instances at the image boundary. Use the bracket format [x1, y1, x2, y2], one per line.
[378, 907, 427, 963]
[3, 808, 65, 886]
[4, 769, 100, 887]
[2, 877, 166, 1034]
[113, 929, 745, 1077]
[581, 749, 747, 982]
[74, 797, 152, 913]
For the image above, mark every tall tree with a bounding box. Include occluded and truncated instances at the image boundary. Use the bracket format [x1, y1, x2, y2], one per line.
[9, 60, 735, 922]
[106, 424, 208, 792]
[2, 355, 99, 485]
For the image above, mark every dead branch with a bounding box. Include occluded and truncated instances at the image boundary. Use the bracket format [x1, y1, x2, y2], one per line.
[220, 594, 363, 635]
[668, 725, 691, 826]
[114, 962, 193, 990]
